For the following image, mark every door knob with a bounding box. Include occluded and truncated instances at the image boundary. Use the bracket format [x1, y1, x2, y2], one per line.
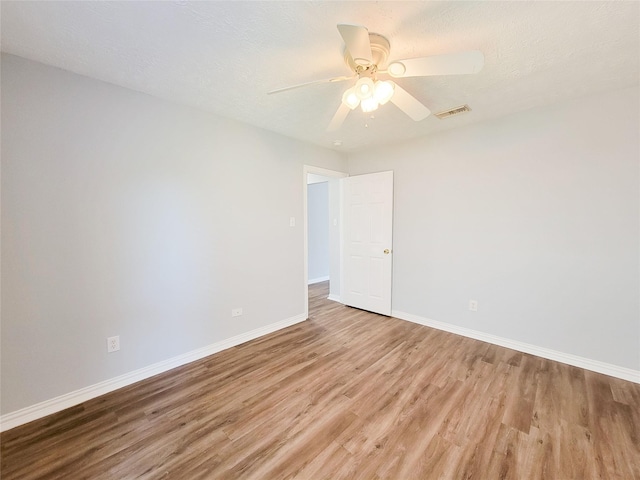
[384, 249, 390, 254]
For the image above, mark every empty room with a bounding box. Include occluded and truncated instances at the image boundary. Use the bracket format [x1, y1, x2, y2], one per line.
[1, 1, 639, 479]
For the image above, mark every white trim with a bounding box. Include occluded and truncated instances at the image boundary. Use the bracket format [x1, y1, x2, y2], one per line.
[392, 310, 640, 384]
[338, 178, 345, 309]
[303, 165, 348, 320]
[308, 275, 330, 285]
[305, 165, 349, 178]
[327, 294, 342, 303]
[0, 313, 308, 432]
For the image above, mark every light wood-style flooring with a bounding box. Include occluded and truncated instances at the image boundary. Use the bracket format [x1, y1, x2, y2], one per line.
[2, 281, 639, 479]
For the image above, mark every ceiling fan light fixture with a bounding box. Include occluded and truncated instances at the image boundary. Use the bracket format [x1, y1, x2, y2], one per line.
[388, 61, 406, 77]
[342, 87, 360, 109]
[360, 96, 379, 113]
[355, 77, 375, 99]
[374, 80, 395, 105]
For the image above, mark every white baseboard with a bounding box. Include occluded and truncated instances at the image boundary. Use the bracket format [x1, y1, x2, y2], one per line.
[327, 294, 342, 303]
[308, 276, 330, 285]
[392, 310, 640, 384]
[5, 309, 636, 432]
[0, 313, 308, 432]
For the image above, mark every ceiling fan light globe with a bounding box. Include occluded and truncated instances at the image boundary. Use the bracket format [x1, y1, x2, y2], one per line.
[342, 88, 360, 110]
[355, 77, 375, 100]
[361, 96, 379, 113]
[374, 80, 395, 105]
[388, 62, 406, 77]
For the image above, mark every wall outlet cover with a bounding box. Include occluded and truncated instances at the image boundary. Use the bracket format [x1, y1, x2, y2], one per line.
[107, 336, 120, 353]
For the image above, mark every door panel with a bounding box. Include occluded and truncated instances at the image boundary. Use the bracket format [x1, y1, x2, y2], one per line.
[342, 171, 393, 315]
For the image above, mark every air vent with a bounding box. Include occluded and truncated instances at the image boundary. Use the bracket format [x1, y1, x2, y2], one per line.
[435, 105, 471, 119]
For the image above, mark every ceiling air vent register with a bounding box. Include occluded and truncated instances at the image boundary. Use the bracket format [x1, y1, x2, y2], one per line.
[435, 105, 472, 119]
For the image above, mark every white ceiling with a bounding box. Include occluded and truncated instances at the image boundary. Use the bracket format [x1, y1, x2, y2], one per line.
[2, 1, 639, 152]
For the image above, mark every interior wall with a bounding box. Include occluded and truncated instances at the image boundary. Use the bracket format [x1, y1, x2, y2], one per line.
[307, 182, 329, 283]
[0, 54, 347, 414]
[348, 85, 640, 371]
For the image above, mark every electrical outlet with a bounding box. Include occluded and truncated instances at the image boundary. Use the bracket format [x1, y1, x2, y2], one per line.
[107, 335, 120, 353]
[469, 300, 478, 312]
[232, 308, 243, 317]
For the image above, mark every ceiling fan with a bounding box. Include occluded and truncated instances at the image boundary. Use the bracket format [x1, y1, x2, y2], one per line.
[268, 24, 484, 132]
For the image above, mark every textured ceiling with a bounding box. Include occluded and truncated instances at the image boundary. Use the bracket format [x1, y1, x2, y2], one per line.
[2, 1, 639, 152]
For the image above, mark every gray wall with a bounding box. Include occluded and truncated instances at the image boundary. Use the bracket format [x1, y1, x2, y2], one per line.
[2, 52, 638, 417]
[307, 182, 330, 282]
[0, 54, 347, 414]
[348, 85, 640, 370]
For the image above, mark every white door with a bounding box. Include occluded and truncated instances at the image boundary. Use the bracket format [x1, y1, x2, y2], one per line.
[342, 171, 393, 315]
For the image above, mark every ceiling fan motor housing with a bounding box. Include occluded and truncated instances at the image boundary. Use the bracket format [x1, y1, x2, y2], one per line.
[344, 33, 390, 73]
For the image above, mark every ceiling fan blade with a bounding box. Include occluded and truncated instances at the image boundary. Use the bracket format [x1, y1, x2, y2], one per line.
[268, 75, 354, 95]
[327, 103, 351, 132]
[337, 24, 372, 66]
[390, 83, 431, 121]
[387, 51, 484, 78]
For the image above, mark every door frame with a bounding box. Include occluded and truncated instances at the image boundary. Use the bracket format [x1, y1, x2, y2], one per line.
[303, 165, 348, 319]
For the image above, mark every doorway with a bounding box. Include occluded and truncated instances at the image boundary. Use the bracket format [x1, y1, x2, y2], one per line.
[307, 177, 330, 286]
[303, 166, 348, 319]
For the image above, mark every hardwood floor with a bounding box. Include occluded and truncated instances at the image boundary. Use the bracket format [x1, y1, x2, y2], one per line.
[2, 281, 639, 479]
